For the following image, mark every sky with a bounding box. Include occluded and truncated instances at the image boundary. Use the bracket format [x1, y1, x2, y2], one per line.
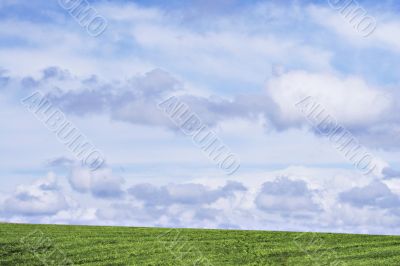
[1, 0, 400, 235]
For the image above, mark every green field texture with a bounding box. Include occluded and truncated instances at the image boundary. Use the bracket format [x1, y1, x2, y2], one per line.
[1, 223, 400, 265]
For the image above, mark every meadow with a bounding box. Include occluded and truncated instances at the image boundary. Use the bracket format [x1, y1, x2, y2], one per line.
[1, 223, 400, 265]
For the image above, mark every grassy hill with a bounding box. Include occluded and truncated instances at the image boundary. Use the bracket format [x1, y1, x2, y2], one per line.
[1, 223, 400, 265]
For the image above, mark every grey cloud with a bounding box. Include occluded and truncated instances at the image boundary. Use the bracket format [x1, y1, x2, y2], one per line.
[14, 66, 275, 130]
[351, 124, 400, 151]
[91, 175, 125, 199]
[68, 166, 125, 199]
[40, 67, 189, 129]
[339, 180, 400, 209]
[49, 89, 110, 116]
[0, 69, 10, 89]
[6, 66, 400, 152]
[21, 77, 39, 89]
[42, 66, 72, 80]
[178, 93, 277, 128]
[382, 167, 400, 179]
[128, 181, 246, 207]
[46, 156, 74, 169]
[255, 177, 321, 214]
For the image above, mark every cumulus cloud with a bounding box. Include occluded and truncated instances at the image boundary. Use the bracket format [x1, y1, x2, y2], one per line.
[3, 0, 400, 234]
[339, 180, 400, 209]
[266, 70, 392, 130]
[4, 166, 400, 233]
[265, 70, 400, 152]
[255, 177, 321, 214]
[128, 181, 246, 207]
[94, 180, 247, 228]
[96, 202, 229, 228]
[7, 65, 399, 152]
[10, 66, 273, 129]
[2, 173, 69, 216]
[68, 167, 125, 198]
[2, 64, 398, 154]
[49, 68, 179, 117]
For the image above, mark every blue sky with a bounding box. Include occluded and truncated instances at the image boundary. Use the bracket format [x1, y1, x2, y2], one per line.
[1, 0, 400, 234]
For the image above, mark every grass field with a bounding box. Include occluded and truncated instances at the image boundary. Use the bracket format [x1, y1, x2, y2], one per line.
[1, 223, 400, 265]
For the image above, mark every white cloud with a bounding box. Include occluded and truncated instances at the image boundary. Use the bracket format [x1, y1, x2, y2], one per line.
[2, 165, 400, 234]
[2, 173, 69, 216]
[266, 70, 392, 128]
[2, 0, 400, 235]
[308, 5, 400, 53]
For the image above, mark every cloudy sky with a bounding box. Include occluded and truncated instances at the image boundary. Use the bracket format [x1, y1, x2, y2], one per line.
[1, 0, 400, 235]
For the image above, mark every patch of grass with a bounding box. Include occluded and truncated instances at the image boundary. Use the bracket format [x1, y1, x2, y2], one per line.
[1, 223, 400, 265]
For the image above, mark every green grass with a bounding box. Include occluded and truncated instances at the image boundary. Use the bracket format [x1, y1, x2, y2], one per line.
[1, 223, 400, 265]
